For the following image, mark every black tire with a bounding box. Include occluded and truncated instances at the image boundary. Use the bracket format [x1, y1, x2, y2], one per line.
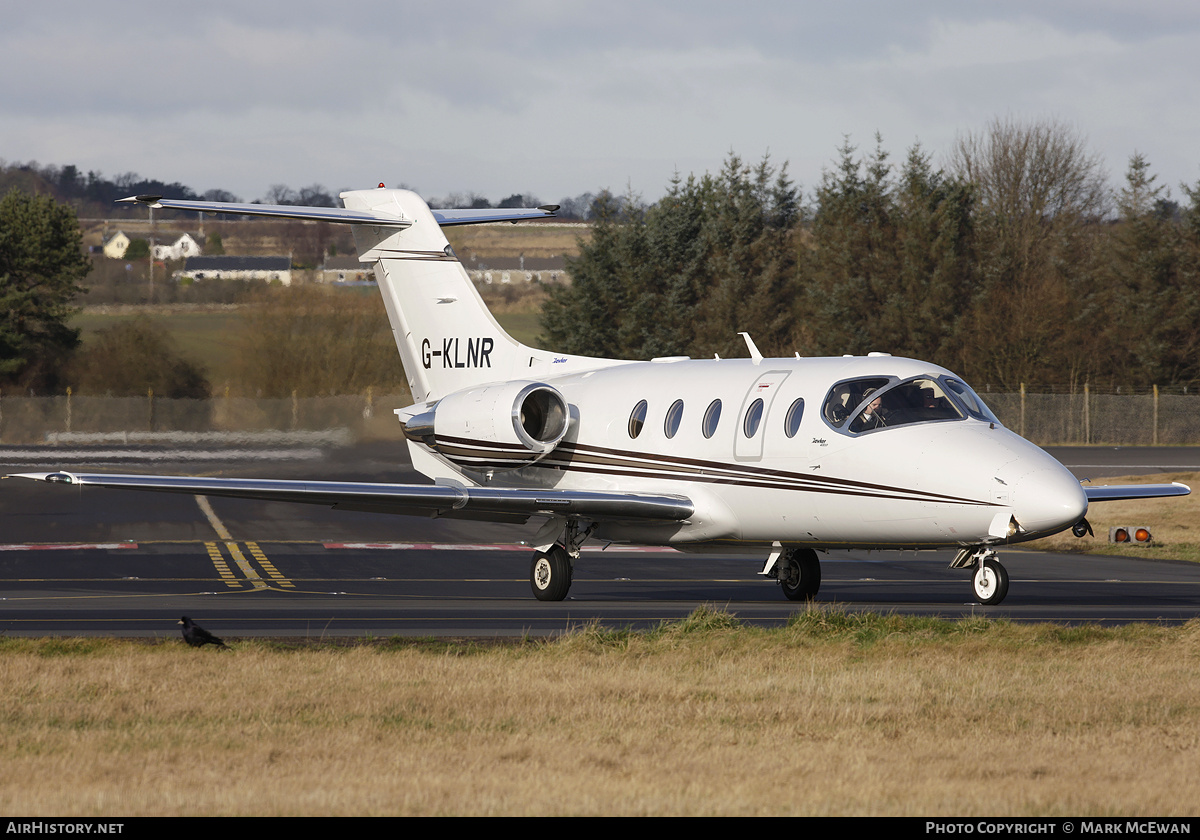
[779, 548, 821, 601]
[530, 545, 572, 601]
[971, 557, 1010, 605]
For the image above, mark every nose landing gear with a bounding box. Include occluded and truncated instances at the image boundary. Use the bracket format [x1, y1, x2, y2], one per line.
[952, 546, 1010, 605]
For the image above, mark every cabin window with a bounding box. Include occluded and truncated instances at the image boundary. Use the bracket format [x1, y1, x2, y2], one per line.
[664, 399, 684, 439]
[702, 399, 722, 439]
[783, 398, 805, 438]
[743, 398, 764, 438]
[628, 400, 648, 439]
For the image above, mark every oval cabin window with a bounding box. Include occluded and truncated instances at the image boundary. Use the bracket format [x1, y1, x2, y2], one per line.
[702, 399, 722, 439]
[664, 400, 684, 439]
[628, 400, 648, 439]
[743, 398, 764, 438]
[784, 398, 805, 438]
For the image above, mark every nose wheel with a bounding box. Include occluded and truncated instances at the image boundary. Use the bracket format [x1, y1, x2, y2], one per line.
[954, 547, 1010, 605]
[971, 557, 1009, 604]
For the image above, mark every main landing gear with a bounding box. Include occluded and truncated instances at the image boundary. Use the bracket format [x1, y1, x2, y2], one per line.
[529, 520, 594, 601]
[530, 545, 572, 601]
[952, 546, 1010, 605]
[773, 548, 822, 602]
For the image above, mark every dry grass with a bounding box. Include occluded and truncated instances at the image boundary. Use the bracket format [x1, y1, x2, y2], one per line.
[3, 612, 1200, 816]
[445, 224, 587, 260]
[1024, 470, 1200, 562]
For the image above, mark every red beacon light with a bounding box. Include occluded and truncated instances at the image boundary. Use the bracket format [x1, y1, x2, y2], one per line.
[378, 183, 386, 189]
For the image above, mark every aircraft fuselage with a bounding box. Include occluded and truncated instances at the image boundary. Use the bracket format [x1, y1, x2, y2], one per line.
[413, 354, 1089, 552]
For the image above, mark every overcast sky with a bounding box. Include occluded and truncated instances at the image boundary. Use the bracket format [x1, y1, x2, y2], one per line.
[3, 1, 1198, 206]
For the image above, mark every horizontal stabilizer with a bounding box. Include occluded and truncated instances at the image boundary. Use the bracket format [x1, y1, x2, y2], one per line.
[7, 472, 693, 522]
[1084, 482, 1191, 502]
[432, 207, 559, 226]
[116, 195, 558, 228]
[117, 195, 412, 226]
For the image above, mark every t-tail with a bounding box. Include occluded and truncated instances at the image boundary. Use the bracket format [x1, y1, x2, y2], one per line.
[339, 188, 618, 401]
[116, 187, 623, 403]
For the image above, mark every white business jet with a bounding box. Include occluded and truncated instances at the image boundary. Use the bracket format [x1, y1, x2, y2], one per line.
[9, 187, 1190, 605]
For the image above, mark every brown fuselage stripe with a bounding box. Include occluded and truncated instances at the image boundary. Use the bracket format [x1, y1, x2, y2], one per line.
[424, 437, 991, 507]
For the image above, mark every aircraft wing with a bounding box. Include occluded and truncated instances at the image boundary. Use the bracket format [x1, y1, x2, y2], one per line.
[1084, 482, 1191, 502]
[116, 196, 558, 227]
[6, 472, 693, 522]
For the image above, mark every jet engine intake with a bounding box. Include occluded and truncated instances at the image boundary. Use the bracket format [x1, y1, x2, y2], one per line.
[402, 381, 570, 470]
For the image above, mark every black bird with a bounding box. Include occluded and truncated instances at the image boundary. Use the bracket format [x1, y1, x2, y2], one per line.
[178, 616, 228, 648]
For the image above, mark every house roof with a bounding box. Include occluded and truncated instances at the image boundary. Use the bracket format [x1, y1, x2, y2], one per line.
[321, 256, 365, 270]
[469, 256, 566, 271]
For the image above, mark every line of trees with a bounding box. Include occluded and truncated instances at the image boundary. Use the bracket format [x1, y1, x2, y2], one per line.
[0, 160, 573, 220]
[541, 118, 1200, 391]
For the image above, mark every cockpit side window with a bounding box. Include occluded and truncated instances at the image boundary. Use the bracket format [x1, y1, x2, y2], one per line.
[942, 378, 1001, 424]
[822, 378, 890, 427]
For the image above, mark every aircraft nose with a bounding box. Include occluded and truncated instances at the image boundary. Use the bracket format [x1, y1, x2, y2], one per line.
[1009, 457, 1088, 537]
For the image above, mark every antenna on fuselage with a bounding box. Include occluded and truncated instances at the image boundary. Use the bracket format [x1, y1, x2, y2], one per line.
[739, 332, 763, 365]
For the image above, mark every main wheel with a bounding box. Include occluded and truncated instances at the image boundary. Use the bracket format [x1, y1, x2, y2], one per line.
[530, 545, 572, 601]
[971, 557, 1010, 605]
[779, 548, 822, 601]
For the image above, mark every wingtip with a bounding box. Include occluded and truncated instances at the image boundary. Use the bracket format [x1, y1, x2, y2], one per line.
[5, 471, 77, 484]
[116, 194, 163, 208]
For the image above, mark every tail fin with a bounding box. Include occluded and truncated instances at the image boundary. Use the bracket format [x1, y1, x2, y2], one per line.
[340, 188, 617, 402]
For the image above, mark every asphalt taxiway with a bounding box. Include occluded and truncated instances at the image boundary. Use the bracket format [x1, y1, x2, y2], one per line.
[1, 442, 1197, 638]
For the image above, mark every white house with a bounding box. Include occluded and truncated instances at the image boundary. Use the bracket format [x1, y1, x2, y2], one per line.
[102, 231, 131, 259]
[175, 256, 293, 286]
[465, 255, 567, 285]
[151, 233, 204, 262]
[318, 255, 374, 283]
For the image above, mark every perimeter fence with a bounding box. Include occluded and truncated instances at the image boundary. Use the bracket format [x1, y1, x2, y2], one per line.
[0, 389, 1198, 446]
[985, 388, 1200, 446]
[0, 392, 413, 445]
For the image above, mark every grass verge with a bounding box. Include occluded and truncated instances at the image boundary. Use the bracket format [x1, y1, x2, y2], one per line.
[3, 608, 1200, 816]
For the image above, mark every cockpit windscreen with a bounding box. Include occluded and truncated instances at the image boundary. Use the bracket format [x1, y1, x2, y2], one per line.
[822, 375, 997, 435]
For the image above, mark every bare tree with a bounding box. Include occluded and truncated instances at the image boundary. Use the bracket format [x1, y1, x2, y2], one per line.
[949, 117, 1110, 388]
[263, 184, 298, 205]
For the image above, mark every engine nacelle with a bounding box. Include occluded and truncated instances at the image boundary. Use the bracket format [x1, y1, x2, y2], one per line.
[402, 381, 570, 471]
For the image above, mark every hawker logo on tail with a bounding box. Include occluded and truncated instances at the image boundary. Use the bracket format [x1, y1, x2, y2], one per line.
[421, 337, 494, 369]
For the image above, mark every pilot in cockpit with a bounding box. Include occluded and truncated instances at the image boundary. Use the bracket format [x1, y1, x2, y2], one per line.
[854, 387, 887, 431]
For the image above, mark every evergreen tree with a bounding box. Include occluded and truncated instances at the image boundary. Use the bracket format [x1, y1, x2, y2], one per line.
[540, 154, 801, 360]
[540, 190, 632, 357]
[0, 189, 91, 390]
[796, 135, 899, 357]
[1104, 154, 1200, 386]
[886, 144, 975, 366]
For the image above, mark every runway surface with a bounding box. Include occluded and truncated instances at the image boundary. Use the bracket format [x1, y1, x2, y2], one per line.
[2, 442, 1198, 638]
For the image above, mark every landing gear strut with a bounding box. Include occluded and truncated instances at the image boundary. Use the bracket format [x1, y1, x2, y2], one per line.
[529, 519, 594, 601]
[775, 548, 822, 601]
[953, 546, 1010, 605]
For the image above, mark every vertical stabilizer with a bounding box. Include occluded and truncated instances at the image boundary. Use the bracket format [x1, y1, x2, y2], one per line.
[339, 188, 620, 402]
